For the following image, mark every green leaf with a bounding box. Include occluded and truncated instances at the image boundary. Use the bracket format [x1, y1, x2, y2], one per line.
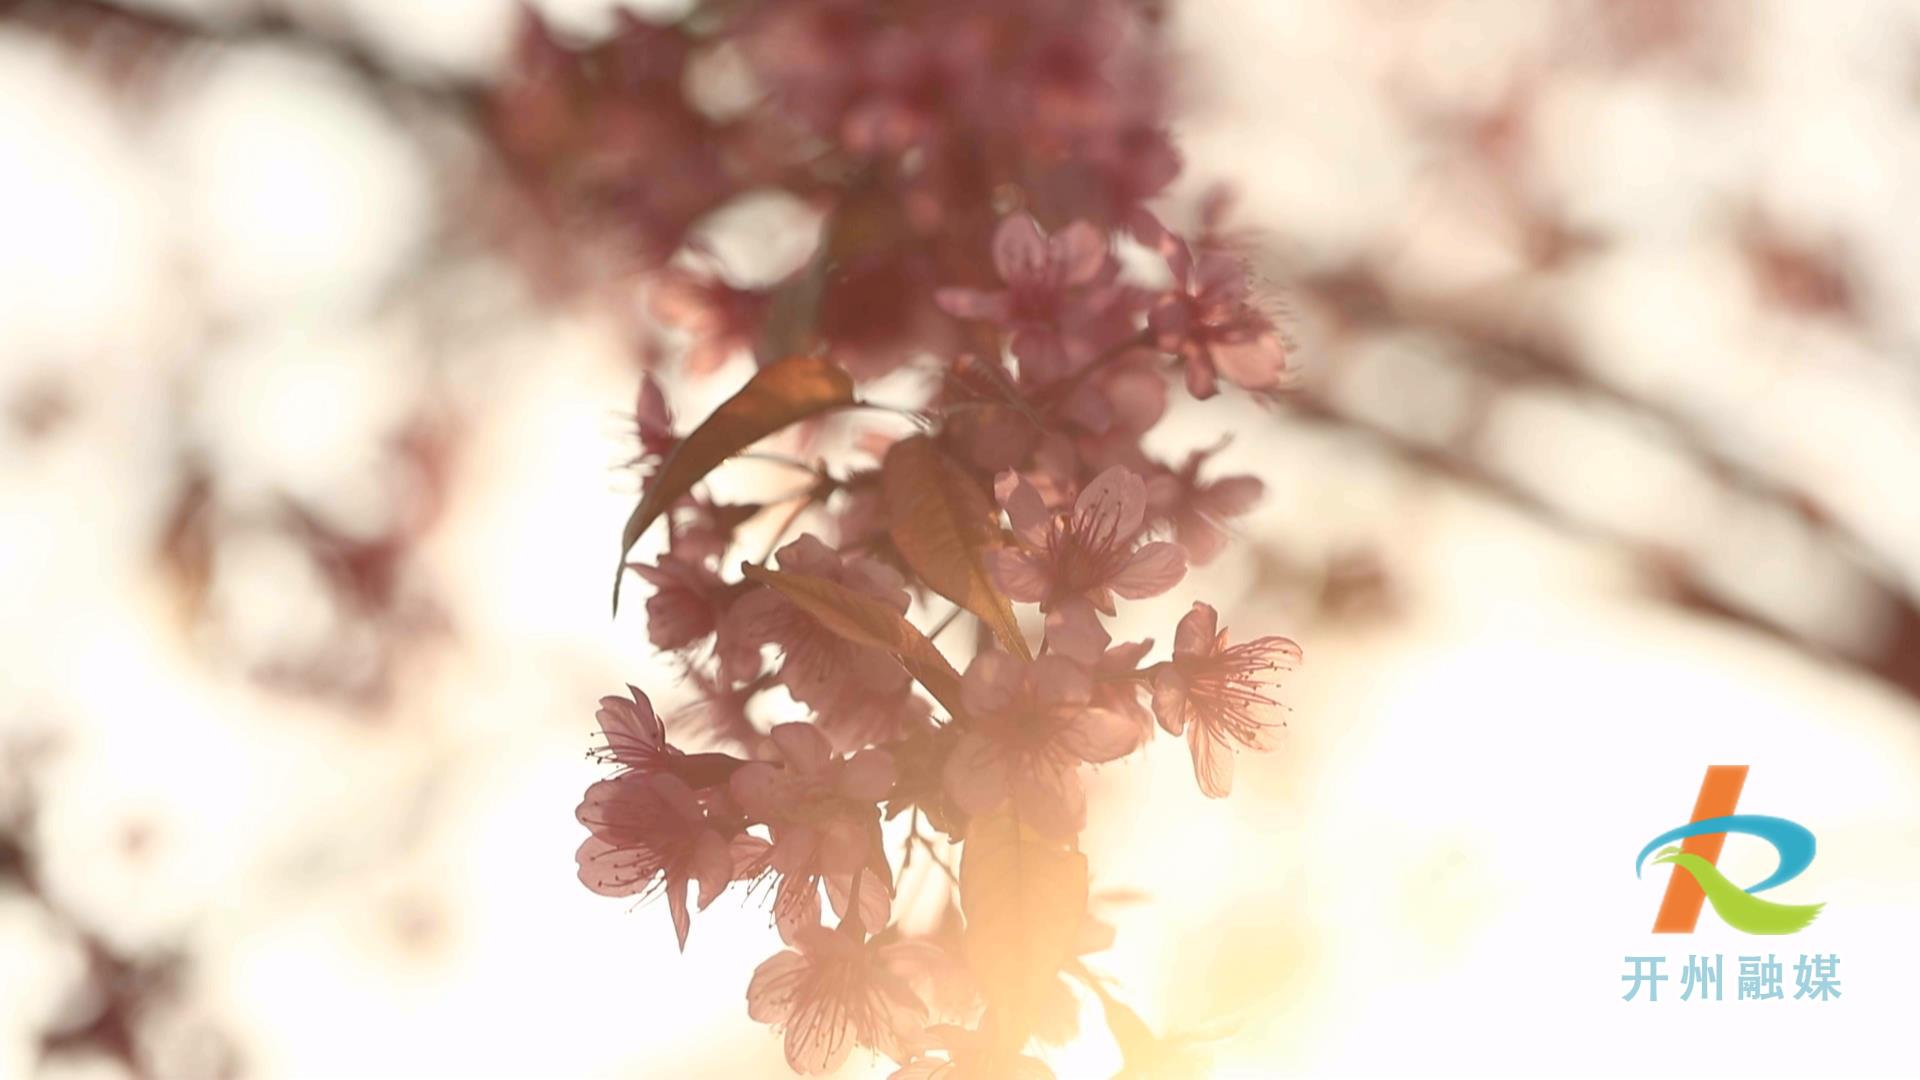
[959, 807, 1089, 1049]
[741, 564, 967, 719]
[613, 355, 855, 612]
[882, 437, 1031, 659]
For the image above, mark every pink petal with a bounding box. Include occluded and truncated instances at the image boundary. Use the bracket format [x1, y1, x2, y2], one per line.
[746, 949, 811, 1024]
[624, 561, 683, 590]
[1029, 655, 1093, 707]
[575, 835, 655, 897]
[635, 373, 673, 432]
[774, 875, 822, 944]
[1058, 707, 1138, 764]
[1189, 723, 1235, 798]
[1148, 294, 1192, 344]
[1173, 602, 1219, 658]
[646, 587, 718, 650]
[1163, 232, 1196, 284]
[961, 650, 1024, 716]
[1044, 598, 1110, 665]
[1183, 353, 1219, 399]
[941, 732, 1009, 817]
[774, 820, 826, 872]
[730, 833, 773, 879]
[1109, 541, 1186, 599]
[825, 870, 892, 934]
[816, 819, 874, 877]
[1100, 638, 1154, 672]
[1150, 668, 1190, 735]
[1071, 466, 1147, 543]
[866, 836, 895, 894]
[1247, 715, 1288, 753]
[785, 993, 856, 1075]
[779, 635, 856, 707]
[992, 213, 1049, 285]
[993, 470, 1053, 547]
[1213, 334, 1289, 390]
[842, 556, 910, 610]
[838, 748, 897, 801]
[650, 773, 704, 823]
[934, 286, 1013, 323]
[770, 722, 834, 776]
[729, 762, 790, 821]
[693, 829, 734, 910]
[1011, 329, 1071, 383]
[1049, 221, 1109, 286]
[1249, 634, 1302, 670]
[573, 776, 626, 829]
[725, 586, 792, 646]
[595, 688, 664, 767]
[1060, 380, 1115, 434]
[1194, 252, 1248, 299]
[716, 611, 770, 685]
[791, 923, 847, 958]
[1199, 475, 1265, 518]
[1103, 365, 1168, 433]
[668, 881, 693, 950]
[773, 533, 841, 578]
[1175, 514, 1230, 566]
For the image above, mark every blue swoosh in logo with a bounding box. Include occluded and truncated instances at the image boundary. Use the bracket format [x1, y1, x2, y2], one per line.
[1633, 814, 1815, 894]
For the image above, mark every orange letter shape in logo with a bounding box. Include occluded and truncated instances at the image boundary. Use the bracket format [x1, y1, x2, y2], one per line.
[1652, 765, 1749, 933]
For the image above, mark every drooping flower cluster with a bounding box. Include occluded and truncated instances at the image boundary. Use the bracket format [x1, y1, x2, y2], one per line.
[529, 1, 1301, 1074]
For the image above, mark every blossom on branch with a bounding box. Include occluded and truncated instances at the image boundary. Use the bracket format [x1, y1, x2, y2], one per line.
[746, 924, 930, 1075]
[574, 771, 735, 949]
[943, 652, 1137, 838]
[731, 723, 897, 937]
[1151, 602, 1301, 797]
[986, 465, 1187, 662]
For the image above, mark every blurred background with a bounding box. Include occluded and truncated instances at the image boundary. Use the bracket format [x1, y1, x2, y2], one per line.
[4, 0, 1920, 1076]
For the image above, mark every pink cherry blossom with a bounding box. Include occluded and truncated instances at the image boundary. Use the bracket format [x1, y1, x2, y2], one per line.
[746, 924, 930, 1075]
[985, 465, 1187, 662]
[726, 534, 915, 709]
[731, 723, 897, 936]
[814, 681, 933, 754]
[574, 771, 735, 949]
[1150, 602, 1301, 798]
[1147, 443, 1264, 565]
[536, 3, 1312, 1069]
[628, 373, 676, 476]
[670, 669, 763, 746]
[1092, 638, 1156, 750]
[588, 685, 679, 775]
[650, 267, 772, 375]
[624, 554, 730, 651]
[1147, 239, 1290, 399]
[942, 652, 1137, 838]
[936, 213, 1114, 382]
[664, 492, 759, 567]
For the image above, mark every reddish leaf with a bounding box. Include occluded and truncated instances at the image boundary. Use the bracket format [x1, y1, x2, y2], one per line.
[613, 355, 855, 611]
[959, 806, 1089, 1050]
[882, 437, 1031, 659]
[741, 564, 967, 719]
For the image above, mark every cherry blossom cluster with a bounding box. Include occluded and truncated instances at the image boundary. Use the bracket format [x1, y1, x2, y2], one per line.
[518, 2, 1302, 1074]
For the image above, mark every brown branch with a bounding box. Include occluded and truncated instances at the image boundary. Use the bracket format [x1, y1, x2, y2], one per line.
[1279, 267, 1920, 702]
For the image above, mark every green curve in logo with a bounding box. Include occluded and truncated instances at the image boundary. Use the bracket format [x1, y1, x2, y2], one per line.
[1652, 846, 1825, 935]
